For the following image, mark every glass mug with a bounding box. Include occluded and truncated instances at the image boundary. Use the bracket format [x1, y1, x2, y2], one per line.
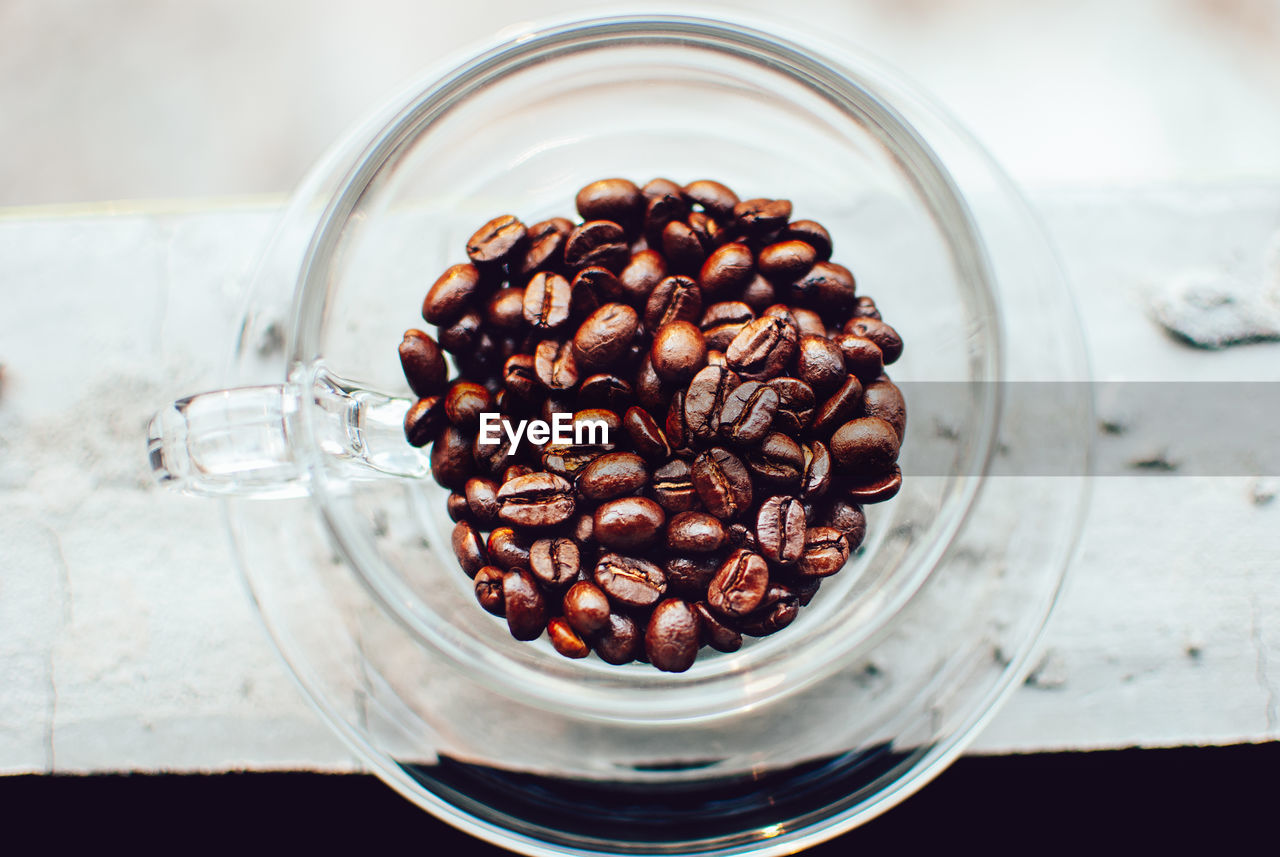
[147, 15, 1090, 856]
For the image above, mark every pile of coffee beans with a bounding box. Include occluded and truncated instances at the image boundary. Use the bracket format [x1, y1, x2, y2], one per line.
[398, 178, 905, 672]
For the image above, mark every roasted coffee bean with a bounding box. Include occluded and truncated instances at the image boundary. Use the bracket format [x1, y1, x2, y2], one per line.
[578, 452, 648, 501]
[845, 464, 902, 504]
[738, 582, 799, 636]
[686, 211, 722, 250]
[593, 612, 642, 665]
[651, 320, 707, 383]
[467, 214, 527, 265]
[437, 309, 483, 354]
[518, 217, 573, 278]
[795, 579, 822, 606]
[593, 552, 667, 608]
[707, 549, 769, 617]
[726, 315, 798, 381]
[646, 599, 701, 672]
[741, 273, 777, 310]
[700, 301, 754, 351]
[565, 220, 629, 272]
[634, 352, 673, 413]
[665, 390, 691, 453]
[758, 240, 817, 284]
[473, 419, 521, 475]
[444, 381, 492, 428]
[796, 335, 846, 396]
[792, 308, 827, 340]
[810, 374, 864, 436]
[547, 616, 590, 658]
[699, 242, 755, 297]
[503, 464, 535, 482]
[429, 424, 475, 490]
[496, 472, 575, 527]
[580, 374, 633, 412]
[727, 522, 759, 553]
[801, 440, 833, 500]
[451, 520, 487, 577]
[664, 556, 720, 597]
[464, 476, 501, 528]
[662, 220, 706, 274]
[768, 377, 815, 434]
[485, 286, 526, 331]
[485, 527, 531, 570]
[682, 179, 739, 218]
[573, 265, 625, 304]
[834, 334, 885, 382]
[756, 496, 806, 566]
[542, 447, 601, 479]
[796, 526, 849, 577]
[576, 178, 644, 234]
[643, 184, 689, 245]
[852, 295, 881, 319]
[529, 537, 581, 589]
[684, 364, 740, 440]
[573, 408, 620, 450]
[522, 271, 572, 332]
[694, 602, 743, 652]
[503, 569, 548, 641]
[473, 566, 506, 616]
[645, 274, 702, 329]
[618, 249, 668, 306]
[692, 446, 753, 519]
[781, 220, 832, 260]
[563, 580, 611, 636]
[404, 395, 446, 447]
[830, 416, 900, 476]
[666, 511, 727, 553]
[746, 431, 805, 491]
[422, 263, 481, 325]
[845, 317, 903, 364]
[399, 329, 447, 398]
[642, 177, 684, 202]
[789, 261, 856, 315]
[623, 406, 670, 462]
[733, 198, 791, 238]
[501, 354, 539, 402]
[447, 491, 470, 523]
[533, 339, 578, 391]
[717, 380, 779, 445]
[572, 302, 639, 370]
[651, 459, 699, 513]
[706, 349, 727, 367]
[817, 499, 866, 547]
[861, 377, 907, 439]
[594, 497, 666, 551]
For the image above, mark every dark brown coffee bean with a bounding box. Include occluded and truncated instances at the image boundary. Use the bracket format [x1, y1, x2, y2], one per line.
[792, 308, 827, 340]
[666, 511, 727, 553]
[617, 249, 667, 306]
[795, 335, 846, 396]
[691, 446, 753, 520]
[422, 263, 481, 326]
[781, 220, 832, 260]
[622, 406, 670, 462]
[429, 424, 475, 490]
[645, 274, 703, 329]
[707, 549, 769, 617]
[845, 317, 903, 364]
[789, 261, 856, 316]
[634, 352, 673, 413]
[810, 375, 865, 436]
[473, 566, 506, 616]
[801, 441, 833, 501]
[496, 471, 575, 527]
[483, 527, 529, 571]
[651, 459, 698, 513]
[818, 499, 866, 547]
[399, 329, 447, 398]
[733, 198, 791, 238]
[694, 602, 743, 652]
[645, 599, 701, 672]
[485, 286, 526, 331]
[757, 496, 806, 566]
[845, 464, 902, 504]
[746, 431, 805, 491]
[451, 520, 487, 577]
[533, 339, 578, 391]
[529, 537, 581, 589]
[503, 464, 534, 482]
[682, 179, 739, 218]
[593, 612, 641, 664]
[830, 416, 900, 476]
[726, 522, 758, 552]
[579, 374, 633, 412]
[662, 220, 706, 274]
[404, 396, 446, 447]
[665, 390, 690, 453]
[447, 491, 470, 522]
[465, 214, 527, 266]
[700, 301, 754, 350]
[758, 240, 816, 284]
[795, 579, 822, 606]
[463, 476, 500, 527]
[738, 582, 799, 636]
[573, 408, 620, 451]
[684, 364, 740, 440]
[797, 526, 849, 577]
[502, 354, 539, 402]
[572, 265, 625, 304]
[699, 242, 755, 298]
[739, 273, 775, 310]
[651, 320, 707, 383]
[578, 452, 648, 501]
[444, 381, 492, 428]
[834, 334, 885, 382]
[717, 380, 779, 445]
[593, 552, 667, 609]
[768, 377, 815, 434]
[664, 556, 720, 598]
[563, 581, 611, 636]
[473, 418, 522, 476]
[706, 349, 727, 367]
[519, 217, 573, 278]
[687, 210, 724, 249]
[642, 185, 689, 245]
[437, 309, 483, 354]
[852, 295, 881, 319]
[594, 497, 665, 551]
[565, 220, 629, 272]
[502, 569, 548, 641]
[726, 315, 798, 381]
[544, 616, 589, 658]
[572, 302, 639, 370]
[521, 271, 572, 332]
[861, 377, 907, 439]
[576, 178, 644, 233]
[642, 177, 684, 202]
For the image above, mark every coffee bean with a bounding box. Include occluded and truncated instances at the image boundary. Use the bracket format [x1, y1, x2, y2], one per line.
[473, 566, 506, 616]
[444, 381, 492, 428]
[801, 440, 833, 501]
[485, 526, 531, 571]
[593, 552, 667, 609]
[795, 335, 846, 396]
[830, 416, 900, 476]
[622, 406, 670, 462]
[733, 198, 791, 238]
[572, 302, 639, 370]
[716, 380, 779, 445]
[522, 271, 572, 332]
[789, 261, 856, 316]
[746, 431, 805, 491]
[563, 580, 611, 636]
[741, 273, 777, 310]
[467, 214, 527, 265]
[617, 249, 667, 307]
[707, 549, 769, 617]
[576, 178, 644, 234]
[727, 522, 759, 552]
[645, 274, 703, 329]
[503, 464, 534, 482]
[422, 263, 481, 325]
[519, 218, 573, 278]
[694, 602, 743, 652]
[429, 424, 475, 490]
[542, 616, 588, 658]
[580, 374, 634, 412]
[529, 537, 581, 589]
[437, 309, 483, 354]
[756, 496, 806, 566]
[646, 599, 701, 672]
[496, 471, 575, 527]
[503, 569, 548, 641]
[662, 220, 706, 274]
[642, 177, 683, 202]
[534, 339, 578, 391]
[666, 511, 727, 553]
[844, 464, 902, 504]
[665, 556, 720, 597]
[691, 446, 753, 520]
[593, 612, 642, 664]
[447, 491, 470, 523]
[651, 320, 707, 383]
[810, 374, 864, 436]
[594, 497, 666, 551]
[738, 582, 799, 636]
[758, 240, 816, 283]
[792, 308, 826, 340]
[651, 459, 699, 513]
[573, 408, 620, 451]
[726, 315, 798, 381]
[451, 520, 487, 577]
[781, 220, 832, 260]
[852, 295, 881, 320]
[845, 317, 903, 364]
[686, 211, 723, 250]
[572, 265, 625, 305]
[485, 286, 526, 331]
[682, 179, 739, 218]
[768, 377, 815, 434]
[817, 499, 866, 547]
[699, 242, 755, 297]
[578, 451, 649, 501]
[634, 352, 673, 413]
[796, 526, 849, 577]
[643, 185, 689, 245]
[700, 301, 754, 350]
[463, 476, 501, 528]
[665, 390, 691, 453]
[399, 329, 448, 398]
[565, 220, 629, 272]
[472, 419, 521, 476]
[404, 395, 446, 447]
[684, 364, 740, 440]
[861, 377, 907, 439]
[501, 354, 539, 402]
[834, 334, 885, 382]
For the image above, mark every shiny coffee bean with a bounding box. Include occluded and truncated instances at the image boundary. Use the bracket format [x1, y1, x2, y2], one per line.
[758, 240, 816, 284]
[547, 617, 590, 658]
[502, 354, 539, 402]
[572, 302, 639, 370]
[467, 214, 527, 265]
[634, 352, 673, 413]
[643, 184, 689, 245]
[707, 549, 769, 618]
[694, 602, 743, 652]
[593, 612, 642, 665]
[473, 566, 506, 616]
[646, 599, 701, 672]
[399, 329, 448, 398]
[726, 315, 798, 381]
[565, 220, 629, 272]
[651, 320, 707, 383]
[861, 377, 907, 439]
[699, 242, 755, 298]
[645, 274, 703, 329]
[853, 295, 881, 319]
[594, 497, 666, 551]
[817, 499, 866, 547]
[684, 364, 740, 441]
[534, 339, 578, 390]
[741, 274, 777, 310]
[746, 431, 805, 491]
[619, 249, 667, 306]
[447, 491, 470, 523]
[576, 178, 644, 234]
[792, 308, 827, 339]
[738, 582, 800, 636]
[700, 301, 754, 351]
[845, 317, 903, 364]
[503, 569, 548, 641]
[789, 261, 856, 315]
[472, 419, 521, 476]
[665, 390, 691, 453]
[486, 527, 531, 570]
[666, 511, 728, 554]
[519, 217, 573, 278]
[662, 220, 706, 274]
[691, 446, 753, 520]
[801, 440, 833, 501]
[496, 472, 575, 527]
[796, 526, 850, 577]
[404, 395, 446, 447]
[573, 265, 625, 304]
[834, 334, 885, 382]
[726, 522, 758, 552]
[717, 380, 778, 445]
[580, 374, 634, 412]
[593, 553, 667, 609]
[796, 335, 846, 396]
[781, 220, 832, 260]
[463, 476, 501, 528]
[444, 381, 492, 428]
[757, 496, 807, 566]
[830, 416, 901, 476]
[651, 459, 699, 513]
[733, 198, 791, 238]
[485, 286, 526, 331]
[563, 580, 611, 636]
[578, 452, 649, 501]
[522, 271, 572, 332]
[529, 537, 581, 589]
[664, 556, 720, 598]
[796, 579, 822, 606]
[503, 464, 535, 483]
[810, 374, 865, 436]
[437, 309, 483, 354]
[422, 263, 481, 326]
[450, 520, 487, 577]
[429, 424, 475, 490]
[844, 464, 902, 504]
[768, 377, 815, 434]
[622, 406, 670, 462]
[682, 179, 739, 217]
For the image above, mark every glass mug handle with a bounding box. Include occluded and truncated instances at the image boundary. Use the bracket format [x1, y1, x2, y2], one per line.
[146, 366, 427, 498]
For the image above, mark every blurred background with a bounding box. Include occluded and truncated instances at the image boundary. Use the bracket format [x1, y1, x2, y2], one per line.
[1, 0, 1278, 208]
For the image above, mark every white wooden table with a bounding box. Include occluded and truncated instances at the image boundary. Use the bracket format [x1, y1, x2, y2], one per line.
[1, 186, 1278, 774]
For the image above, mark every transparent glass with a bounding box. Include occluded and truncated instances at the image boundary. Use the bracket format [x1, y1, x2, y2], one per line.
[148, 14, 1091, 857]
